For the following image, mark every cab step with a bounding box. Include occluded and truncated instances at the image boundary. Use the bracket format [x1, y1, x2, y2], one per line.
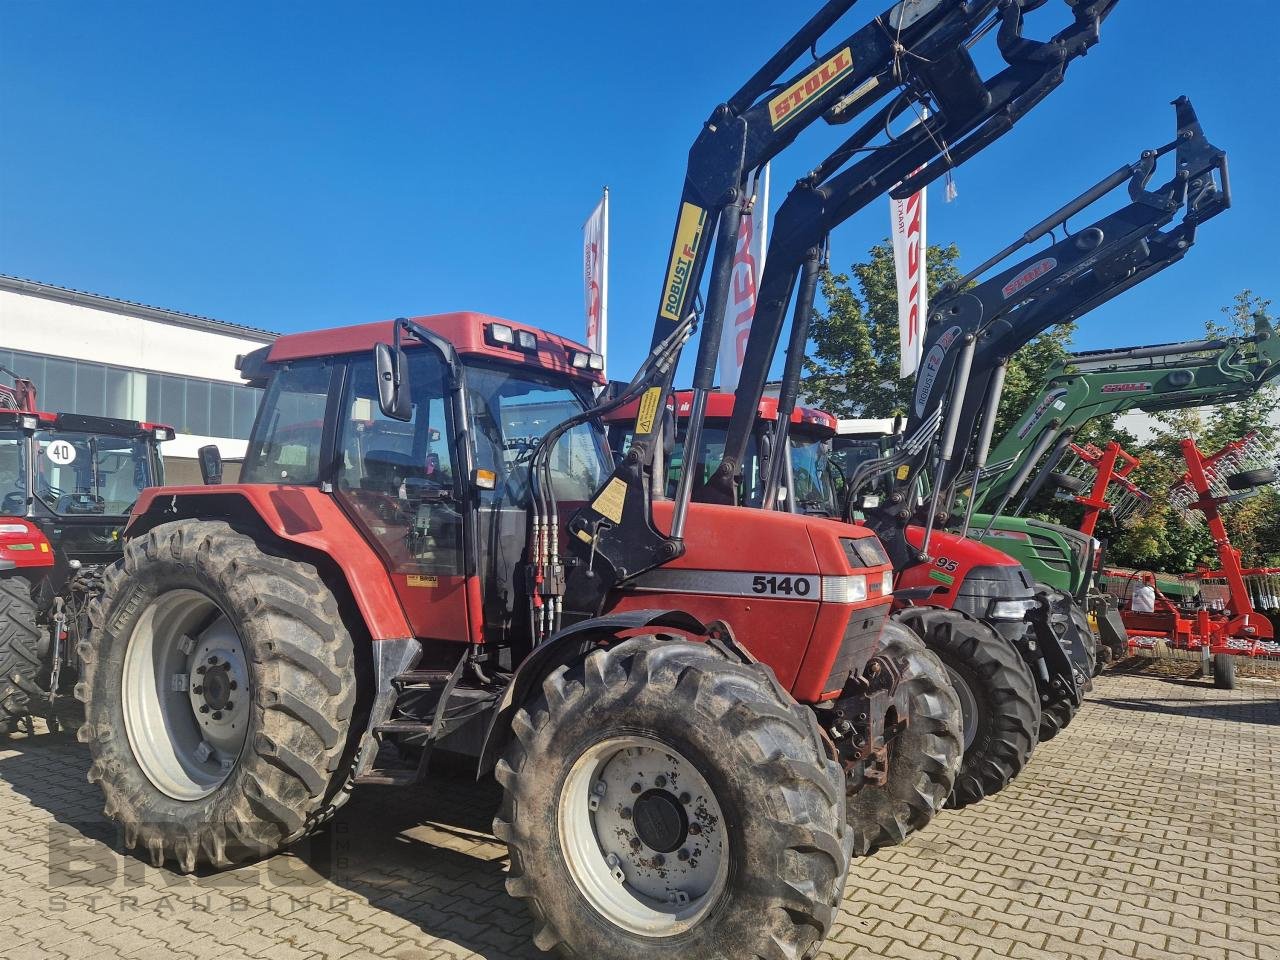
[393, 669, 455, 691]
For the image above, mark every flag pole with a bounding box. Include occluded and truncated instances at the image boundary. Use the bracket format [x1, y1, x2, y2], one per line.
[600, 186, 610, 382]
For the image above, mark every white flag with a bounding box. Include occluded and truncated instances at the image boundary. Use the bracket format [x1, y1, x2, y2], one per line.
[583, 189, 609, 377]
[891, 112, 928, 379]
[719, 165, 770, 394]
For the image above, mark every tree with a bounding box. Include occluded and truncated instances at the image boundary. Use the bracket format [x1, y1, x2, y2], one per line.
[804, 240, 1075, 433]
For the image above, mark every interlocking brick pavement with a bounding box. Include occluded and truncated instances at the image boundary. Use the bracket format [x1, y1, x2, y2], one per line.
[1, 661, 1277, 960]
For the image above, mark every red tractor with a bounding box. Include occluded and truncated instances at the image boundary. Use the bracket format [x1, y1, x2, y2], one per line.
[606, 391, 1037, 816]
[0, 365, 173, 730]
[75, 3, 1116, 955]
[78, 314, 892, 957]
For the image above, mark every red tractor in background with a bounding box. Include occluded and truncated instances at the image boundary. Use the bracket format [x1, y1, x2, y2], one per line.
[0, 365, 173, 730]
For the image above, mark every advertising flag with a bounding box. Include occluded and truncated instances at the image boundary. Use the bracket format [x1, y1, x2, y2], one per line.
[718, 165, 770, 393]
[583, 188, 609, 377]
[891, 112, 928, 379]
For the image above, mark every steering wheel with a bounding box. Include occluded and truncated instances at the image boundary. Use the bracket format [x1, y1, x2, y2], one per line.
[1, 491, 24, 515]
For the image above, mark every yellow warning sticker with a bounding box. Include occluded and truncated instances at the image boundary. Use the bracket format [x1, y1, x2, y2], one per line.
[407, 575, 439, 588]
[896, 465, 911, 481]
[769, 47, 855, 130]
[591, 477, 628, 524]
[635, 387, 663, 436]
[659, 203, 708, 322]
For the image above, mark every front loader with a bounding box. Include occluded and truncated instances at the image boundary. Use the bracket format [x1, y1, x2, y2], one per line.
[78, 3, 1116, 957]
[965, 318, 1280, 625]
[820, 98, 1229, 748]
[0, 366, 172, 731]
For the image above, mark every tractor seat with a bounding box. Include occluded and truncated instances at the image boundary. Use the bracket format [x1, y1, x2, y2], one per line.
[363, 449, 418, 496]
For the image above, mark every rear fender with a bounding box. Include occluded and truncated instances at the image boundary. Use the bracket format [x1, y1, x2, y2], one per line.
[476, 609, 731, 776]
[126, 485, 413, 640]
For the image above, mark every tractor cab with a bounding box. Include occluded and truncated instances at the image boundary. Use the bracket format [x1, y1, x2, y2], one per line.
[604, 390, 841, 515]
[0, 403, 171, 580]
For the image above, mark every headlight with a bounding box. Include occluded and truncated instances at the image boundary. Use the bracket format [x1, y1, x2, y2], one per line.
[822, 574, 868, 604]
[989, 598, 1038, 620]
[882, 570, 895, 595]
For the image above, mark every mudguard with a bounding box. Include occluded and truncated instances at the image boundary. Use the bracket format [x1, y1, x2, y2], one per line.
[476, 609, 716, 775]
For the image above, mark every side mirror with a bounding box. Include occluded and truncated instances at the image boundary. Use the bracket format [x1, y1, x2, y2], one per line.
[197, 445, 223, 485]
[375, 342, 413, 421]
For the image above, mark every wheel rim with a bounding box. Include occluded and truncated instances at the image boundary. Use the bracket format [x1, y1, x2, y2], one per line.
[944, 664, 979, 750]
[122, 589, 251, 801]
[558, 735, 728, 937]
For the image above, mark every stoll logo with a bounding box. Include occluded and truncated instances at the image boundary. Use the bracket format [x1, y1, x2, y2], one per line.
[1101, 382, 1154, 394]
[1017, 387, 1068, 440]
[769, 47, 855, 130]
[914, 325, 962, 417]
[659, 203, 709, 323]
[1001, 257, 1057, 300]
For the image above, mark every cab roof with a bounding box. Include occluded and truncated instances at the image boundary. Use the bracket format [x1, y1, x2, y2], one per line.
[605, 390, 837, 433]
[262, 314, 605, 385]
[0, 409, 173, 440]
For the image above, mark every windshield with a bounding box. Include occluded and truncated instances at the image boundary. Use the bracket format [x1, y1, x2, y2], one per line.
[790, 433, 839, 516]
[610, 422, 766, 506]
[1, 430, 24, 514]
[467, 365, 609, 504]
[33, 430, 154, 516]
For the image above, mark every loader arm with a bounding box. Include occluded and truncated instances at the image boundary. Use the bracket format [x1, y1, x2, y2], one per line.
[843, 97, 1228, 565]
[974, 315, 1280, 515]
[703, 0, 1119, 508]
[560, 0, 1119, 619]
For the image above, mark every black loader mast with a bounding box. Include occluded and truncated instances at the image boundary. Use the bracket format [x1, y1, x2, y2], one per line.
[553, 0, 1119, 626]
[843, 97, 1229, 567]
[705, 0, 1121, 509]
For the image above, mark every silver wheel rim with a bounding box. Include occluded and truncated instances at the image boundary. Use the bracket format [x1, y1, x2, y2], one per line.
[944, 665, 979, 750]
[558, 735, 728, 937]
[122, 589, 251, 801]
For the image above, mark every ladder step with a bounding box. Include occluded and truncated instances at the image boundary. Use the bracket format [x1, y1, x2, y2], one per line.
[375, 719, 435, 736]
[353, 769, 421, 787]
[393, 669, 455, 689]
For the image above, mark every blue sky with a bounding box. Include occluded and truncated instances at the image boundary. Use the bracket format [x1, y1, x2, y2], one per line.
[1, 1, 1275, 381]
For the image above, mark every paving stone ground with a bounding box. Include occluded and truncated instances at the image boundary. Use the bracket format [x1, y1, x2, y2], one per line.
[1, 659, 1278, 960]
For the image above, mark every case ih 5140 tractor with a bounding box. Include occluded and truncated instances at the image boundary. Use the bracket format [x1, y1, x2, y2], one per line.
[0, 367, 173, 731]
[605, 391, 964, 847]
[606, 391, 1034, 816]
[77, 2, 1116, 956]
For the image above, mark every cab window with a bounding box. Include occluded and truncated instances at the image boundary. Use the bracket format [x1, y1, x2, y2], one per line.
[242, 360, 333, 484]
[335, 350, 461, 575]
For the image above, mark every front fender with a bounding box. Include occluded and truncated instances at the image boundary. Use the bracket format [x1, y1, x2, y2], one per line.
[476, 609, 713, 776]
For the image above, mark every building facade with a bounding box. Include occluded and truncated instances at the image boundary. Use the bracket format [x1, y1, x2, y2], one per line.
[0, 275, 276, 483]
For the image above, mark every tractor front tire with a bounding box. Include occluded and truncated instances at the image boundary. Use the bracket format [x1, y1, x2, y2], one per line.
[0, 576, 47, 728]
[495, 636, 850, 960]
[846, 617, 962, 856]
[895, 607, 1040, 810]
[77, 520, 356, 871]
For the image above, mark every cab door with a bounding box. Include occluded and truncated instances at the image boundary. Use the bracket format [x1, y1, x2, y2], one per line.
[333, 348, 473, 645]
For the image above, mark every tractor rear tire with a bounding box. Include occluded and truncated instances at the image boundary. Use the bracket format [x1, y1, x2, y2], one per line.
[0, 577, 48, 728]
[77, 520, 356, 871]
[895, 607, 1040, 810]
[846, 617, 962, 856]
[495, 636, 850, 960]
[1213, 654, 1237, 690]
